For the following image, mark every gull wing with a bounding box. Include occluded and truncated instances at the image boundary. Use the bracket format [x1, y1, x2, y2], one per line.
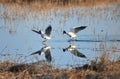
[31, 50, 41, 55]
[45, 25, 52, 36]
[71, 49, 86, 58]
[45, 49, 52, 62]
[32, 29, 41, 34]
[72, 26, 87, 34]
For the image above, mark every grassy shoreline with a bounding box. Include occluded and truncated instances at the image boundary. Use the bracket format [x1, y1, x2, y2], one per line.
[0, 58, 120, 79]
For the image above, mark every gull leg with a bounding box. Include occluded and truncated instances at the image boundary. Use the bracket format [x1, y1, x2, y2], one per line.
[68, 39, 72, 42]
[68, 38, 73, 42]
[42, 42, 47, 46]
[43, 39, 47, 42]
[42, 39, 47, 46]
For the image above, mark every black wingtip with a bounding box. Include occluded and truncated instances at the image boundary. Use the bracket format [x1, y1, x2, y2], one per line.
[63, 48, 66, 52]
[48, 25, 52, 27]
[32, 29, 41, 34]
[48, 25, 52, 29]
[30, 53, 35, 55]
[30, 52, 38, 55]
[63, 30, 66, 34]
[47, 25, 52, 31]
[81, 26, 87, 28]
[30, 50, 41, 56]
[81, 54, 87, 58]
[76, 26, 87, 31]
[32, 29, 36, 32]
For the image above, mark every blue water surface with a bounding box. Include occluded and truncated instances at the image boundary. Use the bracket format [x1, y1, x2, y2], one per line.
[0, 4, 120, 68]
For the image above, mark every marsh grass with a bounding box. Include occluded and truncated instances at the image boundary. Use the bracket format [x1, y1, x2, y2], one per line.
[0, 0, 119, 26]
[0, 0, 119, 6]
[0, 0, 120, 11]
[0, 53, 120, 79]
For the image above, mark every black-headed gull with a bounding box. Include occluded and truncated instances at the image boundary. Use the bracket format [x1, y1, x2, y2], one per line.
[32, 25, 52, 42]
[63, 26, 87, 40]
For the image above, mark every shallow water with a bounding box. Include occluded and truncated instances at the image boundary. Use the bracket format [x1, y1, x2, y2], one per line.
[0, 4, 120, 68]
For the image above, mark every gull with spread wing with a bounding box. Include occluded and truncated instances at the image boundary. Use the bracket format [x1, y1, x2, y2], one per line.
[63, 26, 87, 40]
[32, 25, 52, 42]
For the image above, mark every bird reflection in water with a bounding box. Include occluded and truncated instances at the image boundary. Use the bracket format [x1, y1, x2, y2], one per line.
[31, 45, 52, 63]
[63, 44, 86, 58]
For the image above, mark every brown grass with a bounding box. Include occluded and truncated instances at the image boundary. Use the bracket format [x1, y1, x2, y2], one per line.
[0, 0, 120, 10]
[0, 0, 120, 25]
[0, 53, 120, 79]
[0, 0, 119, 22]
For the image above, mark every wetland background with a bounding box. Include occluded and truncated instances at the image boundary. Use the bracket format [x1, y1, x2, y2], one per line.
[0, 0, 120, 79]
